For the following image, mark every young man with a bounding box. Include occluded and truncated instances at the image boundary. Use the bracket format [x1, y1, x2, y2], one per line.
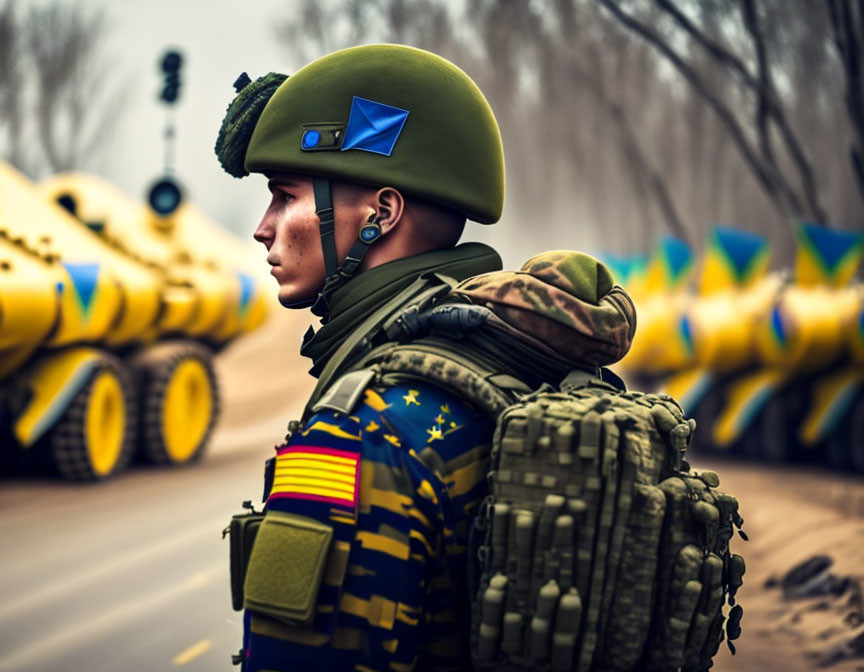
[217, 44, 507, 671]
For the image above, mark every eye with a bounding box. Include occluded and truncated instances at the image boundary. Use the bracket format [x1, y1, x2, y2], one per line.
[270, 189, 294, 206]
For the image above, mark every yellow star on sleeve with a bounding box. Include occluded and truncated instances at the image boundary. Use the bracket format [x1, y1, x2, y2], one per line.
[426, 425, 444, 442]
[440, 403, 451, 415]
[365, 420, 380, 433]
[403, 389, 421, 406]
[434, 413, 445, 425]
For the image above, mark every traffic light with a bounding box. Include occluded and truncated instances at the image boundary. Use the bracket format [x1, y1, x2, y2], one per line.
[148, 177, 183, 216]
[160, 49, 183, 104]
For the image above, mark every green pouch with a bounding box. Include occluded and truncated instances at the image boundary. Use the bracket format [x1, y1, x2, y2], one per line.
[243, 510, 334, 625]
[228, 508, 265, 611]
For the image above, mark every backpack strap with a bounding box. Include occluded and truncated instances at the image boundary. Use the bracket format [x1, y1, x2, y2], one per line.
[356, 336, 532, 418]
[310, 368, 377, 415]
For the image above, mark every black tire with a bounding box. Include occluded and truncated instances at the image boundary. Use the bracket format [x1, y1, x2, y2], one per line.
[758, 394, 793, 463]
[688, 385, 724, 455]
[135, 342, 220, 466]
[847, 395, 864, 474]
[47, 355, 136, 482]
[825, 430, 852, 471]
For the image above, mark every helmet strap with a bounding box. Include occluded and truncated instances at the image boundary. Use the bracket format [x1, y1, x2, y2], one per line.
[310, 177, 383, 318]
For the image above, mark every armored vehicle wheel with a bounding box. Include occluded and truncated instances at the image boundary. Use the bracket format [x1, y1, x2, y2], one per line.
[847, 396, 864, 473]
[825, 433, 851, 470]
[758, 395, 793, 463]
[48, 357, 135, 481]
[137, 342, 219, 466]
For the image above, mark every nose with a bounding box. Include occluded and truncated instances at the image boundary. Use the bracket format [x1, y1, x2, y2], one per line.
[253, 217, 273, 249]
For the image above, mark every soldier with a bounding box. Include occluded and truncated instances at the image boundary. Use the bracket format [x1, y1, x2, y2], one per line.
[217, 42, 741, 672]
[217, 45, 507, 671]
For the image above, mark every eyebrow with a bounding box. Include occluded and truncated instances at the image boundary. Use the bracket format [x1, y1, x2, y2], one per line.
[267, 178, 299, 192]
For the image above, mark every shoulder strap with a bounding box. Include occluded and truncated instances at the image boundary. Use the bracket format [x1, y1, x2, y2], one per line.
[303, 274, 455, 420]
[356, 336, 532, 418]
[310, 368, 377, 415]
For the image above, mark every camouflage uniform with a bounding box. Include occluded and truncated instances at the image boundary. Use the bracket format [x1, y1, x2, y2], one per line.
[246, 380, 494, 671]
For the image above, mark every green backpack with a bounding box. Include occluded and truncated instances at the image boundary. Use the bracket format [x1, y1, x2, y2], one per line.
[306, 251, 747, 672]
[469, 377, 746, 672]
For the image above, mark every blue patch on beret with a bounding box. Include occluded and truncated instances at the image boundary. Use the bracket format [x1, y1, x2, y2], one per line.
[341, 97, 409, 156]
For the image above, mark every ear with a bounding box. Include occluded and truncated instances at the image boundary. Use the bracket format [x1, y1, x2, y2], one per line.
[375, 187, 405, 235]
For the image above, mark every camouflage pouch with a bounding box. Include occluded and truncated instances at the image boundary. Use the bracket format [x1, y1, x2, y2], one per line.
[225, 501, 265, 612]
[644, 471, 746, 671]
[243, 510, 334, 625]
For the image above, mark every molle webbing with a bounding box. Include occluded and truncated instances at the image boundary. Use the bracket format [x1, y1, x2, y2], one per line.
[470, 384, 747, 672]
[355, 337, 530, 418]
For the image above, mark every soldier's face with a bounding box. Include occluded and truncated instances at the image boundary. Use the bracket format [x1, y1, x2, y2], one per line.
[253, 172, 369, 308]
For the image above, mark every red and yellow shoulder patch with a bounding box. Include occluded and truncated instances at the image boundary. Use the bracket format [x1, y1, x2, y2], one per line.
[269, 445, 360, 507]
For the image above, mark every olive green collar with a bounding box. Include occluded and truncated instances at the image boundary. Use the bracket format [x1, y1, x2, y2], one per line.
[300, 242, 502, 377]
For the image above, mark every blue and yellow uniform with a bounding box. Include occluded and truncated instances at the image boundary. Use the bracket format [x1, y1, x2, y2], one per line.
[243, 380, 494, 672]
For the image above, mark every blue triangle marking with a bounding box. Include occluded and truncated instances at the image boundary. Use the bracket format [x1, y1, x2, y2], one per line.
[801, 222, 863, 271]
[62, 263, 100, 316]
[341, 97, 409, 156]
[602, 253, 649, 283]
[679, 315, 694, 354]
[771, 305, 787, 345]
[238, 273, 255, 319]
[714, 227, 766, 280]
[662, 236, 692, 281]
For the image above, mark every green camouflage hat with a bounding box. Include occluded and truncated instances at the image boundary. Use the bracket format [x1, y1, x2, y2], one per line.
[451, 250, 637, 366]
[242, 44, 505, 223]
[216, 72, 288, 178]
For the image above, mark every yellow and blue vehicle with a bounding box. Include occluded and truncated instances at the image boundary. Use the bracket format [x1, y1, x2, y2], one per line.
[0, 162, 267, 481]
[616, 224, 864, 472]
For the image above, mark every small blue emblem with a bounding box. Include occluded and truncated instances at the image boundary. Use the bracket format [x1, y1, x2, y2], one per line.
[360, 226, 380, 242]
[341, 97, 409, 156]
[301, 129, 322, 150]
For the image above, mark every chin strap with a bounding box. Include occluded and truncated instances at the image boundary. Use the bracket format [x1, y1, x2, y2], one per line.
[310, 176, 383, 318]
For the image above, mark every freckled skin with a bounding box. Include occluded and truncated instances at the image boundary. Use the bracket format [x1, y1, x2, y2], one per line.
[252, 170, 464, 309]
[253, 172, 369, 308]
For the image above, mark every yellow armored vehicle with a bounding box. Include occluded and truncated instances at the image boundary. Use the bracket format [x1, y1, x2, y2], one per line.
[0, 162, 267, 481]
[617, 225, 864, 472]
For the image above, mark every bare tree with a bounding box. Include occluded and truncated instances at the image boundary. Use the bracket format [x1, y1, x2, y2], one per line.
[0, 1, 127, 177]
[828, 0, 864, 208]
[0, 2, 27, 172]
[595, 0, 834, 226]
[26, 3, 126, 175]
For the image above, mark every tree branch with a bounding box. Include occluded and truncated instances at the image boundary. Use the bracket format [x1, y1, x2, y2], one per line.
[568, 47, 690, 244]
[828, 0, 864, 207]
[740, 0, 802, 215]
[652, 0, 829, 223]
[596, 0, 794, 221]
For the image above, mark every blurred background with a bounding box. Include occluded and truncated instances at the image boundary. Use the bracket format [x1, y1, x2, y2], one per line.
[1, 1, 863, 671]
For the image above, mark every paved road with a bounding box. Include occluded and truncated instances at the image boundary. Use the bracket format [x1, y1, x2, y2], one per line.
[2, 414, 863, 671]
[0, 413, 290, 672]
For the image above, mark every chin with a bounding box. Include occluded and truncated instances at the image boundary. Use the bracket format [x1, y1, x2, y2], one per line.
[278, 288, 315, 309]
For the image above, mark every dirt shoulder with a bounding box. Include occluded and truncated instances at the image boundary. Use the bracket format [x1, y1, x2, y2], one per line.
[698, 458, 864, 672]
